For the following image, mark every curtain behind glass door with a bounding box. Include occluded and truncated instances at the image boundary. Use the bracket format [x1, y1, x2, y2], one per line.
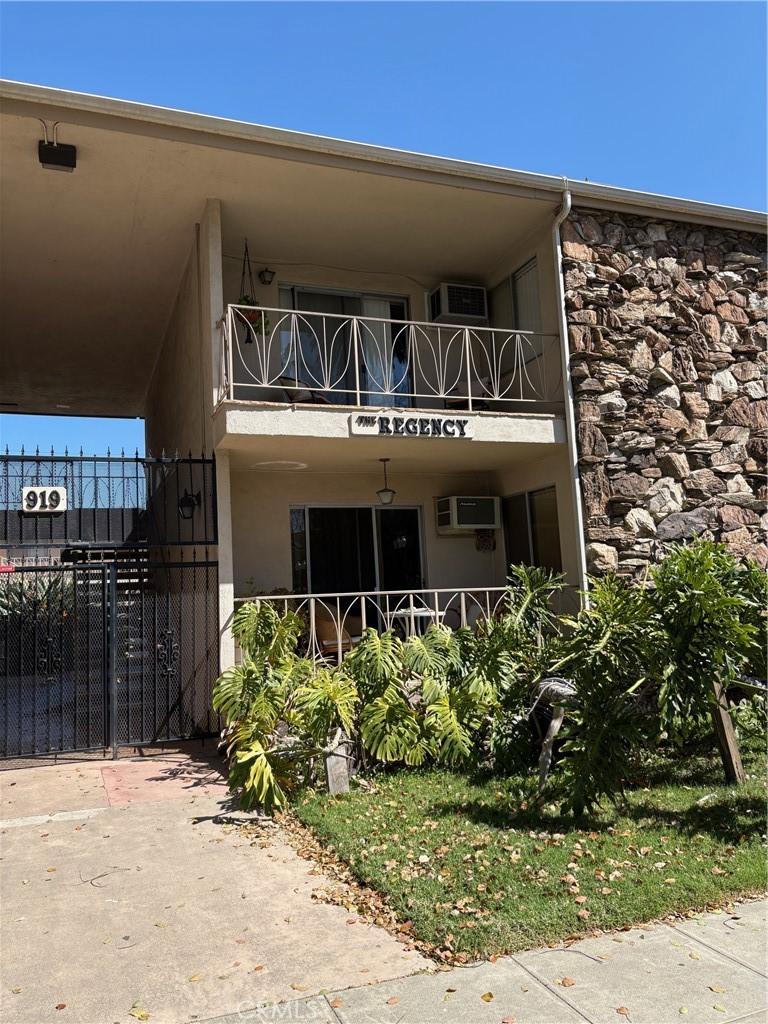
[360, 298, 412, 407]
[280, 289, 362, 403]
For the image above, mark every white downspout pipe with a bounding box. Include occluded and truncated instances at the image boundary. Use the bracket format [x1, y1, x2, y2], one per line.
[552, 186, 590, 602]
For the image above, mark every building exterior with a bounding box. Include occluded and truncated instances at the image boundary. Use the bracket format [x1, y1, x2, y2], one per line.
[1, 81, 765, 720]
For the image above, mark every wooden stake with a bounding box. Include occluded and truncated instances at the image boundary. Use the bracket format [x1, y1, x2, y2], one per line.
[711, 680, 746, 785]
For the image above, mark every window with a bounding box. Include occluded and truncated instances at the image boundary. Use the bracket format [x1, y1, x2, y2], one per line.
[489, 259, 542, 333]
[502, 485, 562, 572]
[511, 258, 542, 333]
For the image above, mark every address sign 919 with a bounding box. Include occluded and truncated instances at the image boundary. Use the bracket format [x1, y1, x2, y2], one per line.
[21, 486, 68, 513]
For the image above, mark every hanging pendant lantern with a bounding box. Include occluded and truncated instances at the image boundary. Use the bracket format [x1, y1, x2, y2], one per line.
[376, 458, 396, 505]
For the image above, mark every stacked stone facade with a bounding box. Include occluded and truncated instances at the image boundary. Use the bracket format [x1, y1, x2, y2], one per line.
[562, 207, 767, 576]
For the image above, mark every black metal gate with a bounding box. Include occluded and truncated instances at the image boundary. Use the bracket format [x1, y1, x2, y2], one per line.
[1, 450, 220, 760]
[0, 560, 218, 759]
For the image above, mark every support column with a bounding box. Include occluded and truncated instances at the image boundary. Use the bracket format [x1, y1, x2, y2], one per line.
[198, 198, 223, 451]
[215, 448, 235, 671]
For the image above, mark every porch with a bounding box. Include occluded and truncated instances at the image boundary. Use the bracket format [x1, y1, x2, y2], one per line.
[223, 440, 582, 662]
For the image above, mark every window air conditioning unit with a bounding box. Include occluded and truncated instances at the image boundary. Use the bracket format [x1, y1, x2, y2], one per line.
[429, 283, 488, 324]
[435, 496, 501, 534]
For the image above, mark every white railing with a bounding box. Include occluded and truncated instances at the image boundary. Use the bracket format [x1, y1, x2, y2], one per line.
[236, 586, 512, 664]
[218, 306, 563, 410]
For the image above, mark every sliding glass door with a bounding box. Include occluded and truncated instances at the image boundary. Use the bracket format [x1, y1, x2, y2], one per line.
[279, 288, 412, 406]
[290, 506, 423, 594]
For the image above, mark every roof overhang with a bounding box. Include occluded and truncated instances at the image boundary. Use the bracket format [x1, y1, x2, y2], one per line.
[2, 79, 764, 229]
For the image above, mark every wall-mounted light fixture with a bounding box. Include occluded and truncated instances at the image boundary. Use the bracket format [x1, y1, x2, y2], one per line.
[376, 459, 396, 505]
[178, 489, 201, 520]
[258, 267, 275, 286]
[38, 121, 76, 172]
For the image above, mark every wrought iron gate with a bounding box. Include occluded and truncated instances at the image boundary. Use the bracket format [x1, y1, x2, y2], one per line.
[1, 560, 218, 758]
[1, 451, 220, 760]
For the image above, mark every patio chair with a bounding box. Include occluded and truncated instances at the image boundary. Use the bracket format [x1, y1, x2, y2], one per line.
[313, 609, 363, 658]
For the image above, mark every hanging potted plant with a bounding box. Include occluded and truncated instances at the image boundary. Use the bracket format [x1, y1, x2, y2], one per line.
[238, 239, 271, 343]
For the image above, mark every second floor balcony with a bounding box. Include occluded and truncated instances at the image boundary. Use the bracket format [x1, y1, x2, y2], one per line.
[218, 305, 564, 415]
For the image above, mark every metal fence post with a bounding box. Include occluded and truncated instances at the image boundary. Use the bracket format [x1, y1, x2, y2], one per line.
[107, 562, 118, 760]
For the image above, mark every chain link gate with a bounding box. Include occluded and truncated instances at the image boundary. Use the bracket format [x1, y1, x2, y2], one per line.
[1, 451, 220, 761]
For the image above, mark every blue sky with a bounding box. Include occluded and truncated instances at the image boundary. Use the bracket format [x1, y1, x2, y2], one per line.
[1, 1, 765, 453]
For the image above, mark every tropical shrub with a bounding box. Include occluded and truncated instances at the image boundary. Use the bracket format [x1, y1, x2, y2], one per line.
[345, 624, 497, 767]
[213, 602, 357, 813]
[0, 570, 73, 621]
[650, 540, 762, 746]
[551, 574, 662, 816]
[475, 564, 566, 708]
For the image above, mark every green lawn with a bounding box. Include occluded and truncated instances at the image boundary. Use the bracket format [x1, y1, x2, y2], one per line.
[294, 748, 767, 959]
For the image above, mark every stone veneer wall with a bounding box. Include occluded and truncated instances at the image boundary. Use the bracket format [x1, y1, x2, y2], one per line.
[562, 208, 767, 576]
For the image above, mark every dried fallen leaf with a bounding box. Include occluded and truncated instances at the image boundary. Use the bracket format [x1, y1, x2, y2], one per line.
[55, 1005, 66, 1011]
[616, 1009, 630, 1020]
[386, 996, 399, 1005]
[577, 909, 590, 920]
[329, 997, 343, 1009]
[128, 1003, 150, 1022]
[501, 1018, 517, 1024]
[709, 985, 726, 994]
[252, 965, 265, 972]
[11, 988, 22, 995]
[688, 951, 701, 961]
[480, 992, 494, 1002]
[188, 974, 202, 983]
[561, 977, 576, 987]
[712, 1004, 726, 1014]
[290, 983, 308, 992]
[679, 1009, 688, 1015]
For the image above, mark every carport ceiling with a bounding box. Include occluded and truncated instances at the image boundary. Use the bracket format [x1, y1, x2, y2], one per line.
[0, 92, 554, 418]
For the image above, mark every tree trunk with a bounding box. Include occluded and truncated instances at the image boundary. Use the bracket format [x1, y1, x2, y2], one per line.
[711, 680, 746, 785]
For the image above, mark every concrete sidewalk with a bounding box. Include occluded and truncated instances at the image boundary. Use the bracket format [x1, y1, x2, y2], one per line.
[1, 755, 765, 1024]
[202, 900, 767, 1024]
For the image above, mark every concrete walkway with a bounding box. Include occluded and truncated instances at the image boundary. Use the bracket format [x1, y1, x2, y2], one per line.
[0, 754, 427, 1024]
[1, 754, 766, 1024]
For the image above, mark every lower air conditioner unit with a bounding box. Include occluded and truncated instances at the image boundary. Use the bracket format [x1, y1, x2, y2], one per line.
[435, 496, 501, 534]
[429, 282, 488, 324]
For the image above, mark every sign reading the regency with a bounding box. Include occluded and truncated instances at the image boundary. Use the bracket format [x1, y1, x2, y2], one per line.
[349, 413, 473, 439]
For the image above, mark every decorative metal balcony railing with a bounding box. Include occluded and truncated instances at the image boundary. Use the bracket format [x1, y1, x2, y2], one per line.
[219, 306, 563, 411]
[237, 586, 512, 664]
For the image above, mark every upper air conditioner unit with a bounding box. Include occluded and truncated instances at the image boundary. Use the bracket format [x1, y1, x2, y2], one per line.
[435, 496, 501, 534]
[429, 283, 488, 324]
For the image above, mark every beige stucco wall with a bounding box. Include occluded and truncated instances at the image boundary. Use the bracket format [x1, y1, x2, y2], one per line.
[144, 234, 205, 455]
[230, 468, 509, 597]
[145, 200, 223, 456]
